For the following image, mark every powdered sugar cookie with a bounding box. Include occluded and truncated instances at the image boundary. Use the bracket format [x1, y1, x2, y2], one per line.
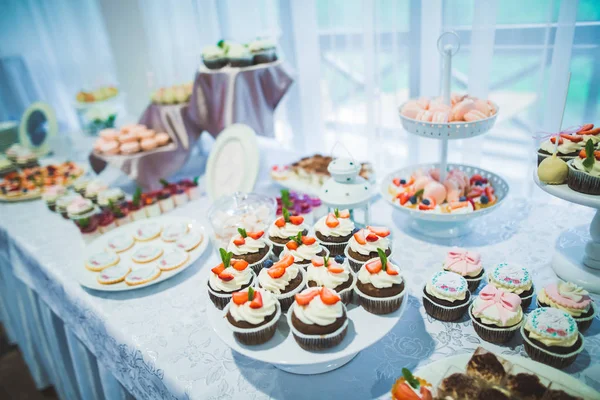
[131, 245, 164, 263]
[106, 234, 135, 253]
[125, 265, 161, 286]
[157, 249, 189, 271]
[85, 251, 120, 272]
[175, 230, 204, 251]
[97, 264, 131, 285]
[133, 222, 162, 241]
[161, 222, 189, 242]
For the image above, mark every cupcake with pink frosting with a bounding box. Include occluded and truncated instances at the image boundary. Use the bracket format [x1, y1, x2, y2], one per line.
[442, 248, 485, 292]
[469, 284, 523, 344]
[537, 281, 596, 332]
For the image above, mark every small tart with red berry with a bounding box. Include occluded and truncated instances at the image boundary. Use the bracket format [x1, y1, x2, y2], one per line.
[281, 233, 328, 265]
[207, 249, 255, 310]
[354, 249, 405, 314]
[345, 226, 392, 267]
[225, 287, 281, 345]
[306, 255, 355, 304]
[288, 287, 348, 351]
[226, 228, 270, 264]
[267, 207, 308, 255]
[391, 369, 433, 400]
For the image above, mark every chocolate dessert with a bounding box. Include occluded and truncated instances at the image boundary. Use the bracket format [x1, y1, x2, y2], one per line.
[226, 309, 278, 329]
[291, 309, 347, 336]
[477, 387, 510, 400]
[543, 389, 583, 400]
[357, 280, 404, 298]
[233, 245, 270, 264]
[437, 373, 481, 399]
[259, 272, 303, 295]
[315, 230, 353, 244]
[347, 246, 391, 262]
[505, 373, 547, 400]
[466, 352, 507, 385]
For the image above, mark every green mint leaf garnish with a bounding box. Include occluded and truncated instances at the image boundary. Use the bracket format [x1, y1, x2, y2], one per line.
[193, 176, 199, 186]
[282, 207, 290, 223]
[402, 368, 420, 390]
[217, 40, 225, 48]
[281, 189, 293, 208]
[414, 189, 424, 198]
[377, 248, 387, 271]
[323, 255, 329, 268]
[237, 228, 247, 238]
[582, 139, 595, 171]
[79, 217, 90, 228]
[159, 179, 169, 187]
[219, 248, 232, 268]
[133, 187, 142, 207]
[334, 208, 339, 218]
[296, 231, 302, 243]
[248, 286, 255, 301]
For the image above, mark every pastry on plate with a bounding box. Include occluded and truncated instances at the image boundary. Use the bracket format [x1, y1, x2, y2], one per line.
[207, 249, 255, 309]
[133, 222, 162, 241]
[131, 245, 164, 263]
[354, 249, 405, 314]
[470, 284, 523, 343]
[313, 209, 355, 256]
[344, 226, 392, 272]
[85, 251, 120, 272]
[227, 228, 271, 272]
[390, 368, 433, 400]
[306, 255, 356, 305]
[225, 287, 280, 345]
[488, 262, 534, 308]
[267, 207, 308, 256]
[125, 265, 162, 286]
[567, 139, 600, 195]
[537, 153, 568, 185]
[161, 221, 189, 242]
[175, 230, 204, 251]
[466, 348, 508, 386]
[281, 233, 328, 266]
[422, 271, 471, 321]
[157, 249, 189, 271]
[442, 248, 485, 292]
[537, 281, 596, 332]
[97, 264, 131, 285]
[257, 254, 305, 311]
[106, 234, 135, 253]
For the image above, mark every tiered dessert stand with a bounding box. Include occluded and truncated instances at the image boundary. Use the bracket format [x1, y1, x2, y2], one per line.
[383, 31, 509, 238]
[534, 175, 600, 294]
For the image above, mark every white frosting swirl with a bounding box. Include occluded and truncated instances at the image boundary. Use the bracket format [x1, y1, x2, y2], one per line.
[357, 262, 403, 289]
[306, 261, 351, 289]
[202, 45, 225, 59]
[209, 267, 253, 293]
[228, 288, 278, 325]
[293, 292, 344, 326]
[314, 215, 355, 238]
[268, 221, 307, 239]
[258, 265, 300, 294]
[540, 139, 584, 155]
[227, 236, 267, 256]
[558, 281, 589, 301]
[281, 242, 323, 262]
[573, 157, 600, 177]
[348, 234, 390, 256]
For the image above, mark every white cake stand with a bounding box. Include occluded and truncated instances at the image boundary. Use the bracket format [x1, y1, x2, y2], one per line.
[534, 174, 600, 293]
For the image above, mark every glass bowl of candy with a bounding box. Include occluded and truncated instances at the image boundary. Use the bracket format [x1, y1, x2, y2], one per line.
[276, 189, 326, 225]
[207, 192, 277, 252]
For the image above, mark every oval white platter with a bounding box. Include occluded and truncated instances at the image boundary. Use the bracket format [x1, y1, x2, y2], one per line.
[414, 353, 599, 399]
[77, 216, 208, 292]
[208, 287, 408, 375]
[381, 163, 510, 223]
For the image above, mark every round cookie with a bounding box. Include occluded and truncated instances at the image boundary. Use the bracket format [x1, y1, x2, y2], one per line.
[158, 249, 189, 271]
[97, 264, 131, 285]
[106, 234, 135, 253]
[175, 230, 204, 251]
[125, 265, 162, 286]
[85, 251, 120, 272]
[133, 222, 162, 241]
[131, 245, 164, 263]
[161, 222, 189, 242]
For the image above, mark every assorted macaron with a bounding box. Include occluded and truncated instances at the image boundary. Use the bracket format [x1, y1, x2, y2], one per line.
[94, 125, 171, 156]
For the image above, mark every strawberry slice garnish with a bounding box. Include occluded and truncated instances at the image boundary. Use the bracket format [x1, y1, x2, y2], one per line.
[469, 174, 484, 186]
[401, 177, 415, 188]
[218, 271, 234, 281]
[581, 127, 600, 135]
[233, 236, 245, 246]
[368, 226, 390, 237]
[325, 213, 339, 228]
[485, 186, 496, 202]
[249, 291, 263, 309]
[418, 197, 436, 211]
[301, 236, 316, 245]
[295, 288, 320, 306]
[320, 287, 341, 305]
[578, 123, 594, 133]
[397, 192, 411, 205]
[392, 178, 401, 187]
[327, 262, 345, 274]
[579, 148, 600, 160]
[274, 217, 286, 227]
[337, 209, 350, 218]
[232, 291, 249, 305]
[386, 264, 399, 276]
[267, 266, 286, 279]
[393, 383, 422, 400]
[365, 258, 382, 274]
[289, 215, 304, 225]
[353, 230, 367, 245]
[231, 260, 249, 271]
[275, 254, 295, 268]
[211, 263, 225, 275]
[560, 133, 583, 142]
[450, 201, 469, 209]
[311, 256, 324, 267]
[366, 232, 379, 242]
[247, 230, 264, 240]
[467, 187, 484, 198]
[550, 136, 563, 145]
[420, 386, 433, 400]
[286, 240, 299, 250]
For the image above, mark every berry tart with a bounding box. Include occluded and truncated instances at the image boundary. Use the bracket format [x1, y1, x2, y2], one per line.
[442, 248, 485, 292]
[313, 209, 355, 256]
[354, 249, 405, 314]
[488, 263, 534, 308]
[287, 287, 348, 351]
[537, 281, 596, 332]
[97, 188, 125, 210]
[267, 207, 308, 256]
[306, 255, 356, 304]
[257, 254, 306, 311]
[127, 187, 146, 221]
[142, 191, 161, 218]
[521, 308, 584, 369]
[281, 233, 328, 266]
[227, 228, 271, 273]
[180, 176, 201, 200]
[84, 179, 108, 203]
[344, 226, 392, 272]
[225, 287, 281, 345]
[390, 369, 433, 400]
[469, 284, 523, 344]
[56, 193, 82, 219]
[67, 197, 96, 218]
[109, 200, 131, 227]
[422, 271, 471, 321]
[157, 187, 175, 213]
[207, 249, 255, 310]
[567, 139, 600, 195]
[97, 209, 117, 234]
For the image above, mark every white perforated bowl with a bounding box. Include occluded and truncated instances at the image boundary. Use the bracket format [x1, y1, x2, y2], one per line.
[398, 101, 499, 140]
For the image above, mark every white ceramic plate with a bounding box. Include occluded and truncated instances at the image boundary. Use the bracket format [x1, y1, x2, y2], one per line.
[77, 216, 208, 292]
[208, 288, 408, 375]
[205, 124, 259, 201]
[533, 172, 600, 209]
[414, 353, 598, 399]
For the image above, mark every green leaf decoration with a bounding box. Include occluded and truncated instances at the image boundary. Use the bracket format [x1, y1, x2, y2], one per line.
[159, 178, 169, 188]
[217, 39, 225, 48]
[281, 189, 293, 208]
[377, 248, 387, 271]
[108, 199, 122, 216]
[133, 187, 142, 207]
[414, 189, 424, 198]
[219, 248, 233, 269]
[582, 139, 595, 171]
[237, 227, 248, 238]
[79, 217, 90, 228]
[323, 255, 330, 269]
[334, 208, 339, 218]
[248, 286, 255, 301]
[402, 368, 420, 390]
[282, 207, 290, 223]
[193, 176, 199, 186]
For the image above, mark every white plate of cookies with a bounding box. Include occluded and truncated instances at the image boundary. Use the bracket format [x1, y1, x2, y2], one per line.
[78, 216, 208, 292]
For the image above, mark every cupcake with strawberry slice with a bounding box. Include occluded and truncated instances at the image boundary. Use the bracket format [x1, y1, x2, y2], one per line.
[538, 133, 585, 165]
[267, 207, 308, 256]
[207, 249, 255, 309]
[288, 287, 348, 350]
[227, 228, 271, 273]
[354, 249, 405, 314]
[281, 232, 328, 266]
[258, 254, 306, 311]
[567, 139, 600, 195]
[345, 226, 392, 272]
[306, 255, 356, 304]
[313, 208, 355, 256]
[391, 369, 433, 400]
[225, 287, 281, 345]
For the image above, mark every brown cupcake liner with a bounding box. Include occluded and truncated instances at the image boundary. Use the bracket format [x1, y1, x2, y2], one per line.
[271, 268, 308, 312]
[422, 286, 471, 321]
[566, 161, 600, 195]
[286, 303, 349, 351]
[536, 298, 597, 333]
[354, 283, 406, 315]
[519, 290, 535, 309]
[469, 304, 523, 344]
[316, 238, 349, 257]
[466, 274, 485, 293]
[206, 272, 256, 310]
[520, 326, 584, 369]
[224, 302, 281, 345]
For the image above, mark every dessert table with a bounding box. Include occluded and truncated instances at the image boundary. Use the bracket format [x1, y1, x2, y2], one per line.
[0, 142, 599, 399]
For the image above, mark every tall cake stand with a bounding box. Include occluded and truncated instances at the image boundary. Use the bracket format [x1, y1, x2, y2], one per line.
[534, 175, 600, 294]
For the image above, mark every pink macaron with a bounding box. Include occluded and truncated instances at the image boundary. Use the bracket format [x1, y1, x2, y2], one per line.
[155, 132, 170, 146]
[137, 129, 156, 140]
[140, 137, 158, 151]
[93, 138, 106, 152]
[120, 123, 144, 134]
[100, 140, 120, 155]
[118, 133, 139, 143]
[99, 128, 119, 141]
[120, 141, 140, 155]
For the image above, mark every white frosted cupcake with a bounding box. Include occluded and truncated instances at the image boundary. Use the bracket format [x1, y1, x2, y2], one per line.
[225, 287, 281, 345]
[306, 256, 356, 305]
[488, 263, 534, 308]
[227, 43, 252, 67]
[227, 228, 272, 274]
[537, 281, 597, 332]
[257, 254, 306, 311]
[344, 227, 392, 271]
[470, 284, 523, 344]
[354, 250, 405, 314]
[207, 249, 255, 310]
[202, 44, 227, 69]
[281, 233, 328, 266]
[267, 208, 308, 256]
[313, 209, 355, 256]
[423, 271, 471, 321]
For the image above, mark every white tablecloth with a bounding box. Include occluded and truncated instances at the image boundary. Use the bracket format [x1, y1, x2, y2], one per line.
[1, 155, 599, 399]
